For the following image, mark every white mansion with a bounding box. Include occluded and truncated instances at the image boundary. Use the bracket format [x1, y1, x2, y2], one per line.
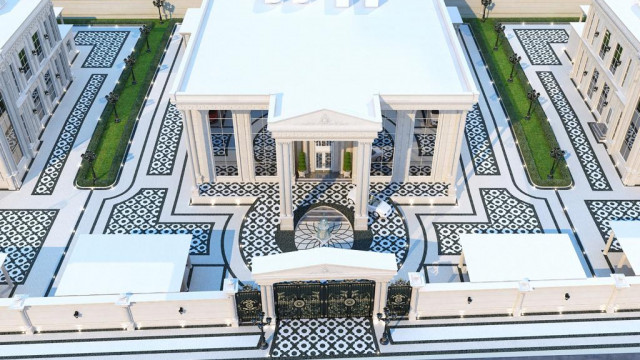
[0, 0, 75, 190]
[569, 0, 640, 185]
[172, 0, 478, 230]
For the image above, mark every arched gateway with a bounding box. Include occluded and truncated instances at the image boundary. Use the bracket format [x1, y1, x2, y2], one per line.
[251, 248, 397, 320]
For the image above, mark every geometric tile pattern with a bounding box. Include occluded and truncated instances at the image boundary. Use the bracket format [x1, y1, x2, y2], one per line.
[33, 74, 107, 195]
[434, 188, 543, 255]
[295, 219, 353, 250]
[211, 134, 231, 156]
[538, 71, 612, 191]
[0, 209, 58, 284]
[147, 103, 183, 176]
[74, 31, 130, 68]
[215, 165, 239, 177]
[371, 129, 394, 176]
[104, 188, 213, 255]
[415, 133, 436, 157]
[271, 317, 376, 358]
[513, 29, 568, 65]
[253, 125, 277, 177]
[584, 200, 640, 252]
[409, 165, 432, 177]
[465, 103, 500, 175]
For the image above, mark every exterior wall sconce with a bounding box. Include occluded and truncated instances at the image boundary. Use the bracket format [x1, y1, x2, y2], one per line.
[178, 307, 185, 315]
[603, 101, 609, 107]
[594, 31, 600, 37]
[564, 293, 571, 300]
[32, 109, 38, 114]
[55, 73, 61, 79]
[44, 91, 50, 95]
[44, 34, 49, 40]
[467, 297, 473, 304]
[583, 70, 589, 76]
[73, 311, 80, 318]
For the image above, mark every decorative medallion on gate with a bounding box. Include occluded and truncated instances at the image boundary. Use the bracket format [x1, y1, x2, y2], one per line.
[386, 280, 411, 317]
[274, 280, 375, 319]
[235, 285, 262, 323]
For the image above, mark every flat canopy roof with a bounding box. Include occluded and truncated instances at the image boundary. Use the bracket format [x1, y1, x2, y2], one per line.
[0, 0, 42, 50]
[460, 234, 587, 282]
[174, 0, 477, 122]
[55, 234, 191, 296]
[610, 221, 640, 271]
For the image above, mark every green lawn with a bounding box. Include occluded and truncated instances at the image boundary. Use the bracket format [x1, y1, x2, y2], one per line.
[71, 19, 178, 187]
[467, 18, 575, 187]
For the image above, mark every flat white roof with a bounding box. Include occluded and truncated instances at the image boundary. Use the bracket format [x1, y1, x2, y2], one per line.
[460, 234, 587, 282]
[252, 247, 397, 275]
[55, 234, 191, 296]
[175, 0, 477, 122]
[603, 0, 640, 44]
[179, 7, 202, 36]
[610, 221, 640, 272]
[0, 0, 42, 51]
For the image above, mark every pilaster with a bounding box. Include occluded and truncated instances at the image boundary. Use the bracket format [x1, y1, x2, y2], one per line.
[391, 110, 415, 183]
[231, 110, 255, 182]
[276, 140, 294, 230]
[355, 140, 372, 230]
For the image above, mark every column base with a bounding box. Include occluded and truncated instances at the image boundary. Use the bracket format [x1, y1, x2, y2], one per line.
[279, 216, 294, 231]
[354, 216, 368, 231]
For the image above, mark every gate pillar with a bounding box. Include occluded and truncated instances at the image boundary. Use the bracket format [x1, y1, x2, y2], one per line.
[375, 281, 389, 315]
[260, 285, 276, 320]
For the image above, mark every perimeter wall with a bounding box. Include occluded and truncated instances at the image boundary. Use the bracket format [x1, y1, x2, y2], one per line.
[53, 0, 587, 19]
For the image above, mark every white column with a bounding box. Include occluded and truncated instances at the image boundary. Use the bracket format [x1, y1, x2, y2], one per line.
[431, 110, 467, 187]
[223, 278, 239, 326]
[391, 110, 415, 183]
[265, 285, 276, 320]
[276, 140, 294, 230]
[231, 110, 255, 182]
[408, 272, 425, 321]
[354, 140, 372, 230]
[182, 110, 215, 185]
[376, 281, 389, 315]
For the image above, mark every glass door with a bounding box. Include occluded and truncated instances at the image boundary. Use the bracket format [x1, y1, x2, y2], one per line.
[315, 141, 332, 171]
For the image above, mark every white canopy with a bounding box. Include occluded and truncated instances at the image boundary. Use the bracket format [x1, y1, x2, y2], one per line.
[459, 233, 587, 282]
[609, 221, 640, 271]
[55, 234, 191, 296]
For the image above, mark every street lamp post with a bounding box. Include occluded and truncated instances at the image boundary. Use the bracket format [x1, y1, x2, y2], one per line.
[508, 53, 522, 83]
[525, 89, 541, 120]
[152, 0, 165, 23]
[481, 0, 493, 22]
[252, 311, 272, 350]
[81, 151, 97, 185]
[140, 25, 151, 53]
[376, 307, 397, 346]
[548, 147, 565, 179]
[493, 22, 505, 51]
[124, 55, 137, 85]
[105, 92, 120, 123]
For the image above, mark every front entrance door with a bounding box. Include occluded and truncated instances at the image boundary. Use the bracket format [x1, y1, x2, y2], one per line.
[315, 141, 332, 171]
[274, 280, 375, 319]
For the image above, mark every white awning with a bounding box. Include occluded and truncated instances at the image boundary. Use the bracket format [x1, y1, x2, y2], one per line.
[55, 234, 191, 296]
[459, 233, 587, 282]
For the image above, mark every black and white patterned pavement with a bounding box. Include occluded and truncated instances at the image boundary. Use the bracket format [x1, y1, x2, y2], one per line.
[465, 103, 500, 176]
[33, 74, 107, 195]
[74, 31, 130, 68]
[147, 103, 183, 176]
[513, 29, 569, 66]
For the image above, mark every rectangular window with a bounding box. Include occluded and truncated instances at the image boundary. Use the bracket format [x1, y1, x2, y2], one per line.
[209, 110, 238, 176]
[0, 93, 24, 165]
[8, 64, 20, 92]
[599, 30, 611, 59]
[251, 110, 276, 177]
[410, 110, 438, 177]
[610, 44, 623, 74]
[587, 70, 599, 99]
[597, 84, 610, 114]
[44, 71, 56, 102]
[18, 49, 32, 79]
[32, 89, 44, 121]
[620, 100, 640, 161]
[622, 60, 632, 87]
[371, 110, 396, 176]
[31, 31, 44, 62]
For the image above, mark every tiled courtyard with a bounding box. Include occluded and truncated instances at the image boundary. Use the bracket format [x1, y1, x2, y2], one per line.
[2, 21, 640, 359]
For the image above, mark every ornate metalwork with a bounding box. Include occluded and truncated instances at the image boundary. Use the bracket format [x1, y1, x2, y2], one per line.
[274, 280, 375, 319]
[235, 287, 262, 323]
[386, 282, 412, 317]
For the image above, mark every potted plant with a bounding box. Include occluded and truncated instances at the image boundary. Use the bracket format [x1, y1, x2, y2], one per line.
[343, 151, 352, 178]
[297, 151, 307, 178]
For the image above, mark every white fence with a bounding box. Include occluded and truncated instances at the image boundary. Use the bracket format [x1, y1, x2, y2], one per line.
[409, 272, 639, 319]
[52, 0, 586, 20]
[0, 279, 238, 334]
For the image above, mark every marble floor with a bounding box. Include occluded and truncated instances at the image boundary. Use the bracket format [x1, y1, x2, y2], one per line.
[1, 21, 640, 359]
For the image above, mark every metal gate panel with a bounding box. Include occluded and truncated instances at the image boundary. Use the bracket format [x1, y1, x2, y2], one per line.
[235, 289, 262, 323]
[386, 284, 412, 317]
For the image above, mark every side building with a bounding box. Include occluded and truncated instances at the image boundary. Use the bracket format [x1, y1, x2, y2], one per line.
[0, 0, 76, 190]
[569, 0, 640, 185]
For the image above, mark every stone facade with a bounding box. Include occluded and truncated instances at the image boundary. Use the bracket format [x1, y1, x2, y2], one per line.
[569, 0, 640, 185]
[0, 0, 74, 190]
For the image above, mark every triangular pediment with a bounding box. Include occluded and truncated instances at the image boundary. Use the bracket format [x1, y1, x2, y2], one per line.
[268, 109, 381, 135]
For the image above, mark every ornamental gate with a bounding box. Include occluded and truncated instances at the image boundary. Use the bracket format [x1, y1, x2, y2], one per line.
[274, 280, 375, 319]
[386, 282, 412, 317]
[235, 287, 262, 323]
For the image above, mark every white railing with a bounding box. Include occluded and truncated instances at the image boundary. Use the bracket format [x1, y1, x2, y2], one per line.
[408, 272, 640, 319]
[0, 279, 238, 334]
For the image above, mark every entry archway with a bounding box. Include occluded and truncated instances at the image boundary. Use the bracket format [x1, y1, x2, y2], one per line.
[251, 248, 397, 320]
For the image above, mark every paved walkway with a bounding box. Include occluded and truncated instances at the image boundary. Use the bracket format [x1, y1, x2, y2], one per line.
[0, 21, 640, 359]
